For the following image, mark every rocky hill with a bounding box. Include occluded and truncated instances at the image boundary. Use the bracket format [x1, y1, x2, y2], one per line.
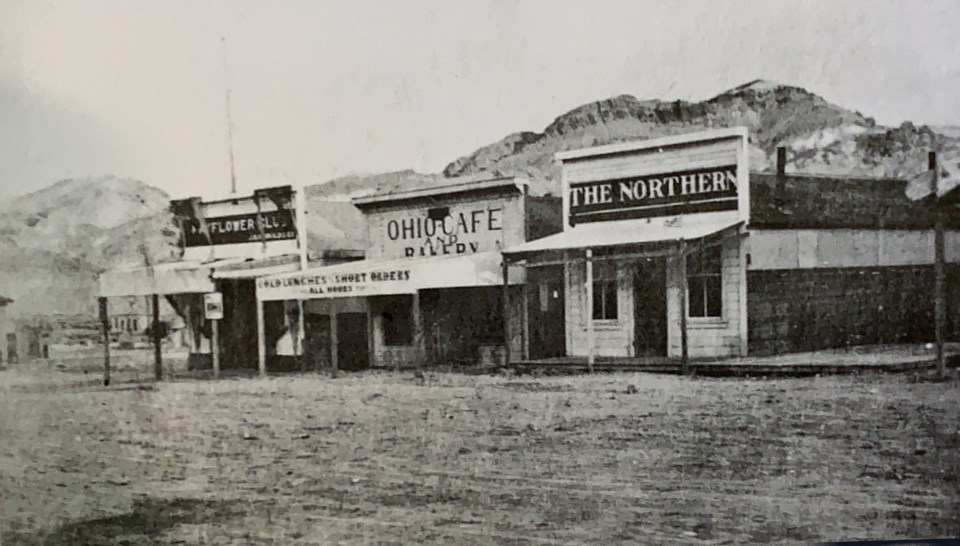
[3, 80, 958, 315]
[439, 80, 955, 185]
[0, 176, 180, 315]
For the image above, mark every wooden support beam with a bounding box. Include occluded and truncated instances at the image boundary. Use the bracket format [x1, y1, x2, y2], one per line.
[679, 241, 690, 376]
[330, 305, 339, 378]
[502, 259, 511, 367]
[152, 294, 162, 381]
[585, 248, 594, 373]
[211, 318, 220, 379]
[99, 297, 110, 386]
[256, 299, 266, 377]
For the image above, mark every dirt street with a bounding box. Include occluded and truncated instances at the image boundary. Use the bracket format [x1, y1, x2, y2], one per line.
[1, 362, 958, 544]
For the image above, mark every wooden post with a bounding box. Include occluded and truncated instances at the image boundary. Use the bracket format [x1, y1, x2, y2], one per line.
[211, 318, 220, 379]
[679, 241, 690, 375]
[931, 151, 946, 376]
[412, 292, 423, 369]
[297, 299, 306, 371]
[585, 249, 594, 373]
[256, 299, 267, 377]
[330, 306, 339, 378]
[152, 294, 162, 381]
[502, 258, 511, 367]
[99, 297, 110, 386]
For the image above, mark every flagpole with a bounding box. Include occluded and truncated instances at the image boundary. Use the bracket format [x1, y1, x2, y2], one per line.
[222, 36, 237, 196]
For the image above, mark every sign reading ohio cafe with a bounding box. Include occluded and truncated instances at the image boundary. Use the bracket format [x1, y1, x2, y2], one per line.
[568, 164, 739, 225]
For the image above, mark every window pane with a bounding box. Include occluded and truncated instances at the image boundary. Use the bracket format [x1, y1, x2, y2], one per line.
[688, 278, 706, 317]
[706, 276, 722, 317]
[604, 282, 618, 319]
[592, 280, 617, 320]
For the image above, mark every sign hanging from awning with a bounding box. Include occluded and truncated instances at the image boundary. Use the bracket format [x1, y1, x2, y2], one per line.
[256, 251, 507, 301]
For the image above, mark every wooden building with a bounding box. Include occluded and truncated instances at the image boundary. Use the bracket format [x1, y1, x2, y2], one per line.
[505, 128, 960, 365]
[255, 177, 561, 371]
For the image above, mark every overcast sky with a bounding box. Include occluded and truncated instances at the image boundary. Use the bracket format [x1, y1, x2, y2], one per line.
[1, 0, 958, 200]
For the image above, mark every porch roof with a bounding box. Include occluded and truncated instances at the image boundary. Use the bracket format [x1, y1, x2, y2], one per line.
[503, 213, 743, 260]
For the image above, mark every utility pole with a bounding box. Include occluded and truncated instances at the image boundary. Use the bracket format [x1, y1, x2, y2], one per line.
[222, 36, 238, 196]
[930, 151, 946, 376]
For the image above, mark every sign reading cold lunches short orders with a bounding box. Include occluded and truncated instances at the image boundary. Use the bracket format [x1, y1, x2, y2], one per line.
[203, 292, 224, 320]
[568, 165, 739, 225]
[258, 267, 414, 300]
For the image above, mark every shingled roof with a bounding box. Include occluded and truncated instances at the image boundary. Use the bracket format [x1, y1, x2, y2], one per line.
[750, 172, 960, 230]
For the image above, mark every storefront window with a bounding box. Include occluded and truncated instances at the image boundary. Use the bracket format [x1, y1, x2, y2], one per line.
[687, 245, 722, 318]
[592, 261, 618, 320]
[381, 295, 413, 345]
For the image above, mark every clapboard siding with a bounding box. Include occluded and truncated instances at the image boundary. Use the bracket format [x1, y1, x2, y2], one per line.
[563, 235, 747, 359]
[666, 236, 745, 358]
[749, 230, 960, 270]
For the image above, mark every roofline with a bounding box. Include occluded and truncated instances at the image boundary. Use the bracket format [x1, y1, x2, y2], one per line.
[352, 176, 528, 207]
[555, 127, 749, 162]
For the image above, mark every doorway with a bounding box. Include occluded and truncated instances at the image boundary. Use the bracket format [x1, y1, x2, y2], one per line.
[633, 259, 668, 357]
[336, 312, 370, 371]
[303, 313, 331, 371]
[528, 265, 566, 360]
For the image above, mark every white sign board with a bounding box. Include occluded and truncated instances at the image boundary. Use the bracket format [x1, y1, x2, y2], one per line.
[204, 292, 224, 320]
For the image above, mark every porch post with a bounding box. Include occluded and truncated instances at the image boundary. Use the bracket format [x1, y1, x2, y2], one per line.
[152, 294, 162, 380]
[585, 248, 594, 373]
[330, 303, 339, 377]
[99, 297, 110, 386]
[256, 298, 266, 377]
[678, 241, 690, 375]
[297, 299, 306, 371]
[502, 258, 511, 367]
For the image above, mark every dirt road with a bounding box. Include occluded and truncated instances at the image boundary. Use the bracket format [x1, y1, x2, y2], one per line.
[1, 364, 958, 544]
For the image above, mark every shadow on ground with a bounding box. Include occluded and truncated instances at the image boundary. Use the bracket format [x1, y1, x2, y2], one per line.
[9, 497, 243, 545]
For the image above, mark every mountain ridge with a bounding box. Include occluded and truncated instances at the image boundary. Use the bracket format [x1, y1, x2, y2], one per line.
[3, 80, 959, 315]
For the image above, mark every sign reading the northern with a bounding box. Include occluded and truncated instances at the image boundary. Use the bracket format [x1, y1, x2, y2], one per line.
[183, 210, 296, 247]
[257, 266, 414, 300]
[568, 165, 739, 224]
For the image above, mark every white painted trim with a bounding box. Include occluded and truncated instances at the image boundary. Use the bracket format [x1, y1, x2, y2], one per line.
[556, 127, 749, 162]
[352, 177, 527, 206]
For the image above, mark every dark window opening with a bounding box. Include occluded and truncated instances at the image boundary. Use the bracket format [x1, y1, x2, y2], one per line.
[592, 261, 618, 320]
[427, 207, 450, 221]
[381, 295, 413, 345]
[687, 245, 723, 318]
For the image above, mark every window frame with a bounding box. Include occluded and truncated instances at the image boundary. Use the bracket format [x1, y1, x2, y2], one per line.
[591, 260, 619, 322]
[686, 244, 724, 320]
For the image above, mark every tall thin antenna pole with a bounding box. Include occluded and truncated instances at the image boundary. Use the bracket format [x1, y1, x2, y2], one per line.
[221, 36, 238, 195]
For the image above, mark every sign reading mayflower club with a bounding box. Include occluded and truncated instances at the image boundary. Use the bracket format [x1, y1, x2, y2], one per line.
[568, 164, 739, 224]
[183, 210, 295, 246]
[171, 185, 298, 248]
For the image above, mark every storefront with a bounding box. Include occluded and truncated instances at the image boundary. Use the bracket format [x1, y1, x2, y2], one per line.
[98, 185, 364, 374]
[255, 177, 562, 372]
[506, 128, 960, 365]
[505, 128, 751, 364]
